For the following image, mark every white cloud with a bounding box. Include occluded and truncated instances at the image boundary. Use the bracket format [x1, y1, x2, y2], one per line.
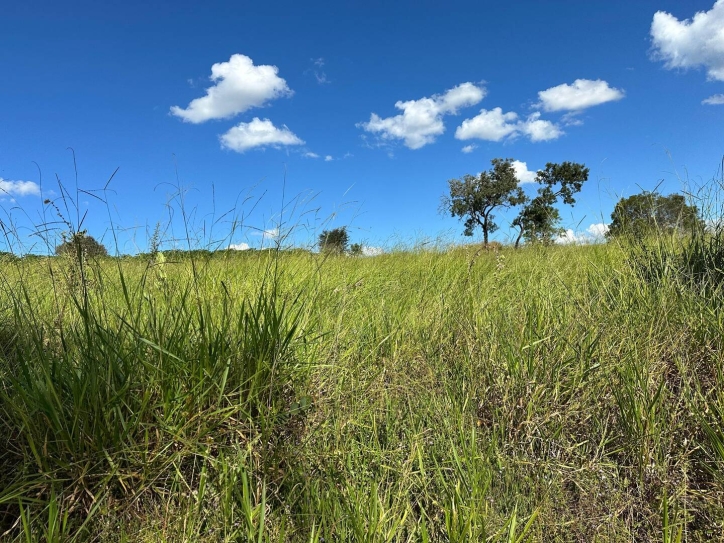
[587, 223, 610, 238]
[261, 228, 279, 240]
[358, 82, 486, 149]
[362, 246, 383, 256]
[455, 107, 519, 141]
[556, 223, 610, 244]
[303, 152, 320, 158]
[519, 112, 564, 142]
[703, 93, 724, 105]
[310, 57, 329, 84]
[461, 144, 477, 153]
[651, 1, 724, 81]
[536, 79, 625, 112]
[229, 242, 250, 251]
[556, 229, 586, 245]
[456, 109, 563, 142]
[324, 155, 333, 161]
[511, 160, 538, 183]
[0, 178, 41, 197]
[170, 54, 293, 123]
[220, 118, 304, 152]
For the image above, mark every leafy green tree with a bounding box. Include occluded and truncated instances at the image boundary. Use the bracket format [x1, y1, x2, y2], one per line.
[349, 243, 363, 256]
[606, 191, 703, 239]
[55, 231, 108, 258]
[318, 227, 349, 254]
[442, 158, 526, 246]
[512, 162, 590, 248]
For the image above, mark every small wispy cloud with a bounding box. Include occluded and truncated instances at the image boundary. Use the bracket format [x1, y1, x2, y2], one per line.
[303, 152, 320, 158]
[260, 228, 279, 240]
[461, 144, 477, 153]
[307, 57, 330, 85]
[324, 155, 333, 162]
[703, 93, 724, 105]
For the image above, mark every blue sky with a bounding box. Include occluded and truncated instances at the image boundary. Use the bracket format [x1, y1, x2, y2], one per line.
[1, 0, 723, 253]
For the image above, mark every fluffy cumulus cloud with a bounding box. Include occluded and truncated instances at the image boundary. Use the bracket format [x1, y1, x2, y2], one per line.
[220, 118, 304, 152]
[228, 242, 250, 251]
[556, 223, 610, 244]
[556, 229, 584, 245]
[587, 223, 610, 238]
[324, 155, 333, 162]
[519, 112, 564, 141]
[455, 109, 563, 143]
[511, 160, 538, 183]
[536, 79, 625, 112]
[455, 107, 519, 142]
[0, 178, 41, 197]
[170, 54, 293, 123]
[703, 93, 724, 105]
[358, 83, 486, 149]
[651, 1, 724, 81]
[461, 144, 477, 153]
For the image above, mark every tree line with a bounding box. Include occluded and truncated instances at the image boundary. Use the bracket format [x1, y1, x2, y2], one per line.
[48, 163, 704, 258]
[442, 158, 702, 246]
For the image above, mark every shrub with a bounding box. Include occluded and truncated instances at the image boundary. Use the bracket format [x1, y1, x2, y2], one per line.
[55, 231, 108, 258]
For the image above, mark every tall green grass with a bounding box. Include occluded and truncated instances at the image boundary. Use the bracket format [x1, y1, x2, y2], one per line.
[0, 231, 723, 540]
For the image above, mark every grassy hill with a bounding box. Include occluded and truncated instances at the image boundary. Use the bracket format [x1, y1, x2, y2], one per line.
[1, 240, 722, 541]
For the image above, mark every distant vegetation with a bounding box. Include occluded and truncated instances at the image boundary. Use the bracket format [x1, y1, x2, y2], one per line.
[318, 226, 350, 254]
[55, 231, 108, 257]
[607, 190, 704, 239]
[442, 157, 589, 247]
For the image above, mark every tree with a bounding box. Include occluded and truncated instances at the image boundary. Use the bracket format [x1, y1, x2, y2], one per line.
[55, 231, 108, 258]
[442, 158, 526, 246]
[349, 243, 363, 256]
[512, 162, 590, 248]
[318, 227, 349, 254]
[606, 191, 703, 239]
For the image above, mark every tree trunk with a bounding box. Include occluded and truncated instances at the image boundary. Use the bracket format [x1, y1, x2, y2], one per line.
[483, 225, 489, 247]
[514, 228, 523, 249]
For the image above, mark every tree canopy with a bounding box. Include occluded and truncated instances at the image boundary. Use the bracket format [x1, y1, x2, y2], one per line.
[512, 162, 590, 248]
[441, 158, 526, 246]
[318, 227, 349, 254]
[606, 192, 703, 239]
[55, 232, 108, 258]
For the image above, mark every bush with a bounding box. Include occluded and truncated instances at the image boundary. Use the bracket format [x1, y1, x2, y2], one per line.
[319, 227, 349, 254]
[55, 232, 108, 258]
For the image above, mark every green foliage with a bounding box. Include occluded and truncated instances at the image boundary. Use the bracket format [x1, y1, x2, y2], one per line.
[607, 191, 703, 239]
[513, 161, 590, 248]
[318, 227, 349, 254]
[442, 158, 526, 245]
[349, 243, 363, 256]
[54, 231, 108, 258]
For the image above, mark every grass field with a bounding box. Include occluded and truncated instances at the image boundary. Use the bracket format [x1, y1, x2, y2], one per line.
[1, 235, 723, 541]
